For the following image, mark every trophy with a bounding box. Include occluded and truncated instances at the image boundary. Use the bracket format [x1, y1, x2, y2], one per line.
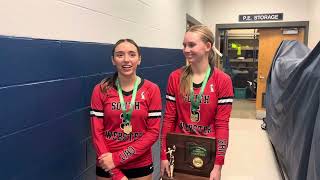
[166, 145, 176, 179]
[162, 132, 216, 179]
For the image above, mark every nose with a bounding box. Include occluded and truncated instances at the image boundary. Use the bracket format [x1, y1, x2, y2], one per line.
[123, 54, 130, 62]
[183, 46, 190, 53]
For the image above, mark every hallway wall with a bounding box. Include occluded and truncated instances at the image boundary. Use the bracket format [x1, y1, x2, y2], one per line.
[0, 0, 203, 179]
[0, 0, 204, 49]
[203, 0, 318, 48]
[308, 0, 320, 48]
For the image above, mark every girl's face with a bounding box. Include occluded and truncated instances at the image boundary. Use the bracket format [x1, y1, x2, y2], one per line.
[112, 41, 141, 78]
[183, 32, 211, 64]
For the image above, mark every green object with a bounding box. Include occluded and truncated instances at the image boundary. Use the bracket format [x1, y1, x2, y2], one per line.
[234, 88, 247, 99]
[231, 43, 242, 56]
[116, 76, 140, 123]
[188, 144, 207, 157]
[190, 66, 211, 112]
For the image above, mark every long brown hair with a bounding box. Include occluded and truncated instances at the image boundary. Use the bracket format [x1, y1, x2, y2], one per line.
[100, 39, 141, 93]
[180, 25, 215, 95]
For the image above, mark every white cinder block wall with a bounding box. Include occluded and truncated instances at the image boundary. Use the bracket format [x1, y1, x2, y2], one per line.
[0, 1, 204, 179]
[203, 0, 319, 49]
[2, 0, 317, 55]
[0, 0, 204, 49]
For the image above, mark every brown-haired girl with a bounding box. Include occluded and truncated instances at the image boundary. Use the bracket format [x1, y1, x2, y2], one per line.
[91, 39, 162, 180]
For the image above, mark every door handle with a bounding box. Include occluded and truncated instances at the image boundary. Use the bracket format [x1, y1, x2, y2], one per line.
[259, 75, 265, 79]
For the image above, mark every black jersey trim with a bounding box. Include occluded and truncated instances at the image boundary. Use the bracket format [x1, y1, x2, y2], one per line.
[148, 110, 162, 119]
[218, 96, 234, 100]
[148, 116, 162, 119]
[166, 93, 175, 97]
[217, 102, 233, 105]
[148, 110, 162, 113]
[217, 97, 233, 105]
[90, 108, 103, 112]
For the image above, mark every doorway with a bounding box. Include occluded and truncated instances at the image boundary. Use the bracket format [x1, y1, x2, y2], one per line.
[256, 28, 305, 113]
[216, 21, 309, 119]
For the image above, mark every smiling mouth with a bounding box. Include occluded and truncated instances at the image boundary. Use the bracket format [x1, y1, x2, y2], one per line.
[122, 65, 133, 70]
[184, 53, 193, 58]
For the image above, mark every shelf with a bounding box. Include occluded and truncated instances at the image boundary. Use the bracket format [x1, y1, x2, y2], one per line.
[222, 29, 259, 90]
[231, 66, 257, 69]
[229, 58, 257, 63]
[228, 47, 258, 50]
[222, 36, 259, 40]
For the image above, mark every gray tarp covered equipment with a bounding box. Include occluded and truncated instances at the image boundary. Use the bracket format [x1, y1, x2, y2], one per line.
[265, 40, 320, 180]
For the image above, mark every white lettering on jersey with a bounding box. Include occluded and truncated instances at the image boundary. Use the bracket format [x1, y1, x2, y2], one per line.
[210, 84, 214, 92]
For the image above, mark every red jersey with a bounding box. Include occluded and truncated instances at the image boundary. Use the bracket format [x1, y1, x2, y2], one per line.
[161, 67, 233, 165]
[90, 78, 162, 170]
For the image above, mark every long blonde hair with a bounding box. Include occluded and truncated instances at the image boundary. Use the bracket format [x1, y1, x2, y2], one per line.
[180, 25, 215, 95]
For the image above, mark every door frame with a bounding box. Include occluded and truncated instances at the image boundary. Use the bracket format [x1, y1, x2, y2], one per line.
[215, 21, 309, 92]
[215, 21, 309, 118]
[215, 21, 309, 69]
[215, 21, 309, 49]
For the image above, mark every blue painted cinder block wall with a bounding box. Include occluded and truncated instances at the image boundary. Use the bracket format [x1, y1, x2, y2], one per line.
[0, 36, 184, 180]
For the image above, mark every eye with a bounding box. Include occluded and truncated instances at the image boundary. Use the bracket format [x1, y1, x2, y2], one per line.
[115, 53, 124, 58]
[129, 52, 137, 57]
[188, 43, 196, 48]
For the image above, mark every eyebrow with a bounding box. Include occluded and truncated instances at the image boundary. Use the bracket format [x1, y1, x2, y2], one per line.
[115, 51, 137, 54]
[182, 42, 195, 45]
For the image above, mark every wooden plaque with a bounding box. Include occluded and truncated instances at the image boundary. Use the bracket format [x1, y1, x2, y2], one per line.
[165, 132, 216, 178]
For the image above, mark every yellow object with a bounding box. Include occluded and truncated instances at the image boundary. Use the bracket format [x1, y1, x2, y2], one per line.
[192, 157, 204, 168]
[231, 43, 242, 56]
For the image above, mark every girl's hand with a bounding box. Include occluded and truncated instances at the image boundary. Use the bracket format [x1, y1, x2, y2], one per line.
[209, 165, 222, 180]
[99, 153, 115, 171]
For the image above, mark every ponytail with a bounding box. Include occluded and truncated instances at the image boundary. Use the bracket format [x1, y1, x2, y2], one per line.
[208, 48, 215, 67]
[180, 65, 192, 95]
[100, 72, 118, 93]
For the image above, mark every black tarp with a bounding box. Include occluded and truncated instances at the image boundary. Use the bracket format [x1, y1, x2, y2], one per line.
[265, 40, 320, 180]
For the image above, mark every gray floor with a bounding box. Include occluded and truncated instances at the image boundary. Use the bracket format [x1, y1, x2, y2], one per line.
[153, 99, 282, 180]
[231, 99, 256, 119]
[224, 98, 281, 180]
[223, 118, 282, 180]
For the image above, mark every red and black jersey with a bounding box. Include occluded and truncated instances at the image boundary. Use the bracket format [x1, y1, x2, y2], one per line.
[161, 67, 233, 165]
[90, 78, 162, 170]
